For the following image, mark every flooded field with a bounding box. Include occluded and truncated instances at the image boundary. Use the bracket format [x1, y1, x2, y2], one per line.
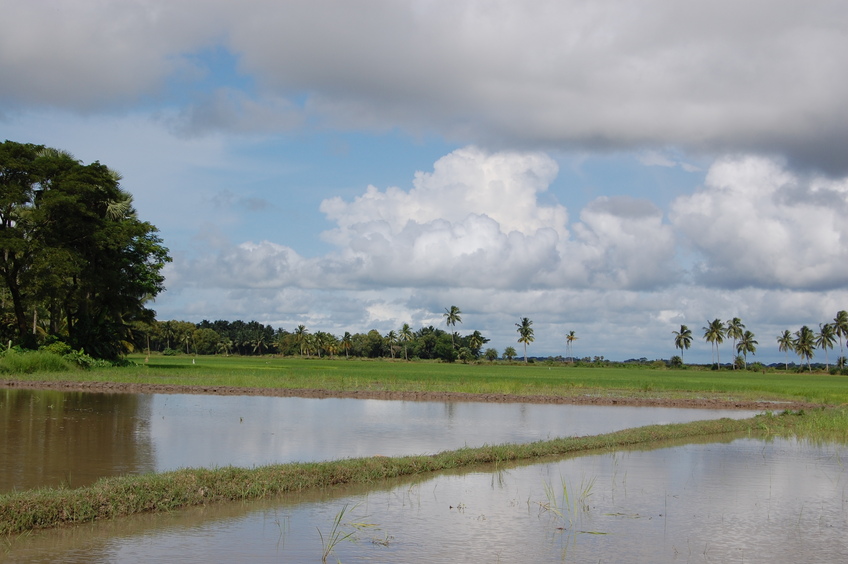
[1, 389, 759, 492]
[5, 435, 846, 562]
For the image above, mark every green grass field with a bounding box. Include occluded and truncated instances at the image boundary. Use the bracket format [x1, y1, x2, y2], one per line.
[6, 353, 848, 405]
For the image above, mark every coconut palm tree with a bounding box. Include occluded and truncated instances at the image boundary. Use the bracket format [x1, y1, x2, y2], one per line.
[516, 317, 534, 363]
[793, 325, 816, 372]
[672, 325, 693, 362]
[776, 330, 793, 371]
[443, 306, 462, 347]
[815, 323, 837, 371]
[399, 323, 413, 360]
[725, 318, 745, 369]
[294, 325, 309, 356]
[833, 310, 848, 362]
[736, 330, 757, 369]
[503, 346, 517, 361]
[385, 330, 398, 359]
[341, 331, 352, 358]
[703, 319, 726, 368]
[565, 330, 578, 363]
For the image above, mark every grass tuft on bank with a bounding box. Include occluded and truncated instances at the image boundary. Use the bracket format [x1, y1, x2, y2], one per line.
[2, 408, 844, 536]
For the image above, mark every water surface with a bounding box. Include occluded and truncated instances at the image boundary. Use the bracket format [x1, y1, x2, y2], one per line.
[1, 389, 760, 491]
[5, 436, 846, 563]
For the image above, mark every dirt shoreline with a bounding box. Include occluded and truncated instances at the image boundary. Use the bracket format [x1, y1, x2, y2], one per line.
[0, 379, 821, 410]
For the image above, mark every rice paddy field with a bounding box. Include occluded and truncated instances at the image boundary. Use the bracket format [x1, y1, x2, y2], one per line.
[4, 353, 848, 405]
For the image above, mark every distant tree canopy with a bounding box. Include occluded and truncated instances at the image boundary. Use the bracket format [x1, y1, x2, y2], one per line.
[135, 318, 492, 363]
[0, 140, 171, 359]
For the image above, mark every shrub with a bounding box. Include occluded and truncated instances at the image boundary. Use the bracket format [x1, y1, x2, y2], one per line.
[39, 341, 73, 356]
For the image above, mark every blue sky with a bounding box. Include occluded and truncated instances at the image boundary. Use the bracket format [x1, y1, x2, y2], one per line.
[3, 1, 848, 363]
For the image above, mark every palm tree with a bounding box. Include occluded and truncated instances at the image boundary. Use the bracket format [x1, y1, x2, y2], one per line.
[294, 325, 309, 356]
[503, 346, 517, 361]
[736, 330, 757, 369]
[703, 319, 726, 367]
[815, 323, 837, 371]
[515, 317, 534, 363]
[793, 325, 815, 372]
[776, 330, 793, 371]
[399, 323, 414, 360]
[468, 330, 485, 358]
[672, 325, 693, 362]
[565, 330, 578, 363]
[833, 310, 848, 362]
[725, 318, 745, 369]
[443, 306, 462, 348]
[341, 331, 353, 358]
[385, 330, 398, 359]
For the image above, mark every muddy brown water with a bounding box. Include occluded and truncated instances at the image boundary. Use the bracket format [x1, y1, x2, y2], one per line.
[4, 435, 847, 563]
[1, 388, 762, 492]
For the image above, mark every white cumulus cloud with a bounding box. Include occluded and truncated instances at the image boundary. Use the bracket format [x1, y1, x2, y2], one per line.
[671, 156, 848, 290]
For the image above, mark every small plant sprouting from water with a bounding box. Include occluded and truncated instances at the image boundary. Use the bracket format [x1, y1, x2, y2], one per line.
[540, 474, 596, 529]
[318, 503, 380, 563]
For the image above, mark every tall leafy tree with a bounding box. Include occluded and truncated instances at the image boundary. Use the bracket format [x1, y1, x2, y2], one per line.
[443, 305, 462, 347]
[736, 330, 758, 369]
[0, 140, 170, 358]
[793, 325, 816, 372]
[725, 318, 745, 369]
[672, 325, 693, 362]
[776, 330, 793, 371]
[703, 319, 726, 367]
[515, 317, 534, 363]
[815, 323, 837, 371]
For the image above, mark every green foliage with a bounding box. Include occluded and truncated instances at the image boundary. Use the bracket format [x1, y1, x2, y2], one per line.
[0, 140, 171, 359]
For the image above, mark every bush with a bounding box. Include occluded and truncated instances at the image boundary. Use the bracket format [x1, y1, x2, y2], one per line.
[62, 349, 111, 369]
[39, 341, 73, 356]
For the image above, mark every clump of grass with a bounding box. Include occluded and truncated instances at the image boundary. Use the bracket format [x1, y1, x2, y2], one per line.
[0, 351, 73, 374]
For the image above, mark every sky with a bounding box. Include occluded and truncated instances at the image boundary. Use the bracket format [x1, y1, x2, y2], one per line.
[2, 0, 848, 364]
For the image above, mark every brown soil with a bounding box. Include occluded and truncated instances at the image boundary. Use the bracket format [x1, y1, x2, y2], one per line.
[0, 379, 821, 411]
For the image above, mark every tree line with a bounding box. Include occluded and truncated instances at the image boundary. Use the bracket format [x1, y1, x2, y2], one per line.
[135, 307, 493, 362]
[672, 310, 848, 371]
[0, 140, 171, 359]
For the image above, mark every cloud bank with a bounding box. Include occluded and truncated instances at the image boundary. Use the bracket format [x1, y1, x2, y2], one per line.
[4, 1, 848, 172]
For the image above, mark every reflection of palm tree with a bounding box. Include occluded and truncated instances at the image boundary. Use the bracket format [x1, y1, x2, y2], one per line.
[672, 325, 692, 362]
[736, 330, 757, 369]
[793, 325, 815, 372]
[726, 318, 745, 369]
[516, 317, 534, 363]
[815, 323, 836, 371]
[566, 331, 578, 362]
[777, 330, 793, 371]
[703, 319, 725, 367]
[443, 306, 462, 347]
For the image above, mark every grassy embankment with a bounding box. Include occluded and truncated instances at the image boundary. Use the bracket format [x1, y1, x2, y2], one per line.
[2, 408, 847, 535]
[4, 353, 848, 405]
